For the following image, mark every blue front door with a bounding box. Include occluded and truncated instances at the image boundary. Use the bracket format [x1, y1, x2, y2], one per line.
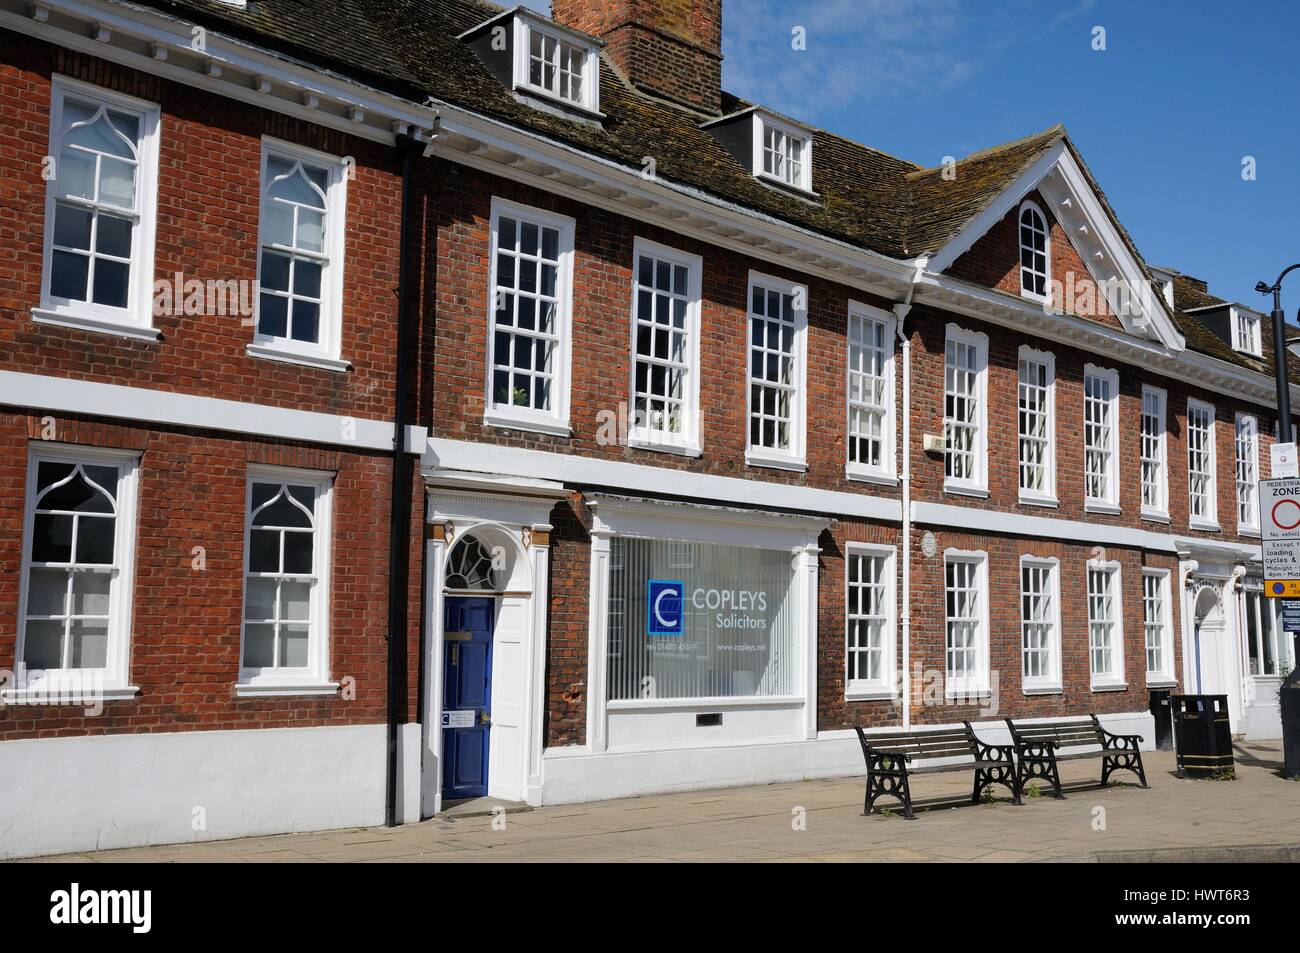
[442, 597, 495, 800]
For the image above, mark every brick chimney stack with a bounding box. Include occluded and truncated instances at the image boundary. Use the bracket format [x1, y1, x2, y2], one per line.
[550, 0, 723, 114]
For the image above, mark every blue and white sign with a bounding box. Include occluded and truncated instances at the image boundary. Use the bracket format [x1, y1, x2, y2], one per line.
[646, 579, 684, 636]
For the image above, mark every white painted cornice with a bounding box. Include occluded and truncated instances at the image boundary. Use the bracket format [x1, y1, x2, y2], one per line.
[1, 0, 439, 144]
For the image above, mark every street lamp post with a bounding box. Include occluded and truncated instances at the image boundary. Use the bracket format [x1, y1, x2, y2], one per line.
[1257, 265, 1300, 778]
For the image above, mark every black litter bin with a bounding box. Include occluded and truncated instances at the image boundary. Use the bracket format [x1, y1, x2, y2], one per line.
[1171, 694, 1234, 778]
[1149, 688, 1174, 751]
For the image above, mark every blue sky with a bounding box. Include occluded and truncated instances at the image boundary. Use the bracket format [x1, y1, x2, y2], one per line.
[528, 1, 1300, 310]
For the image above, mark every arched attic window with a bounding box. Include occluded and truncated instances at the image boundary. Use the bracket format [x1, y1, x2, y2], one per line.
[1019, 200, 1050, 300]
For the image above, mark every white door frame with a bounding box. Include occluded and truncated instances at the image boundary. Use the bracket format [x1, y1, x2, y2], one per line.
[420, 478, 564, 817]
[1180, 563, 1245, 731]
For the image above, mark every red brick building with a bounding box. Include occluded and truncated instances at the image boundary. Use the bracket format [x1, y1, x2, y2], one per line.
[0, 0, 1292, 856]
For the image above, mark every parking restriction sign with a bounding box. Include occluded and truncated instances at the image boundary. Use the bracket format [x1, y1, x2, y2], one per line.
[1262, 477, 1300, 596]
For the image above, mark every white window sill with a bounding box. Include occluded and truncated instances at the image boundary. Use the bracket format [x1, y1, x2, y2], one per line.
[1189, 520, 1222, 533]
[943, 482, 988, 499]
[235, 681, 339, 698]
[745, 450, 807, 473]
[1146, 678, 1178, 689]
[1090, 681, 1128, 693]
[1085, 500, 1121, 515]
[511, 81, 605, 120]
[247, 343, 352, 373]
[845, 688, 897, 702]
[606, 695, 803, 712]
[483, 410, 571, 438]
[945, 687, 992, 701]
[1141, 508, 1171, 524]
[846, 467, 899, 487]
[627, 434, 702, 458]
[754, 170, 819, 199]
[1018, 493, 1059, 509]
[1, 685, 139, 704]
[1022, 683, 1063, 696]
[1238, 527, 1261, 539]
[32, 307, 161, 342]
[1020, 289, 1051, 307]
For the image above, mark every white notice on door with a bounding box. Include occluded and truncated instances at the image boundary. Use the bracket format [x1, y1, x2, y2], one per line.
[442, 710, 476, 729]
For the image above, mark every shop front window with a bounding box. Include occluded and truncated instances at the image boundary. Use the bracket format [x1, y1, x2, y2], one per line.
[606, 537, 799, 700]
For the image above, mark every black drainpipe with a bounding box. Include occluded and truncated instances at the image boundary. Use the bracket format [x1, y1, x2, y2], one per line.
[386, 131, 422, 827]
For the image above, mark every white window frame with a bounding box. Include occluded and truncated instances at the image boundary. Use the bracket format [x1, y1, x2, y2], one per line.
[844, 543, 897, 700]
[626, 237, 702, 456]
[1243, 588, 1291, 677]
[845, 301, 897, 483]
[1231, 307, 1262, 357]
[1016, 346, 1056, 505]
[1187, 397, 1219, 531]
[744, 270, 808, 470]
[512, 15, 601, 114]
[1140, 385, 1169, 522]
[250, 137, 350, 372]
[10, 443, 141, 699]
[1017, 199, 1050, 303]
[943, 324, 989, 496]
[1083, 363, 1120, 513]
[943, 549, 990, 699]
[484, 196, 576, 437]
[751, 112, 813, 194]
[1019, 555, 1062, 694]
[36, 75, 161, 341]
[1142, 568, 1175, 686]
[237, 464, 336, 695]
[1087, 559, 1126, 690]
[1235, 412, 1260, 535]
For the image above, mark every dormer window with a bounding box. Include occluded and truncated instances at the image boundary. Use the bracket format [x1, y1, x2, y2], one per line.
[513, 15, 600, 113]
[754, 114, 812, 192]
[1232, 307, 1262, 356]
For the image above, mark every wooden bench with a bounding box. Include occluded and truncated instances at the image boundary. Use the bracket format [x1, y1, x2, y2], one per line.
[1005, 714, 1148, 800]
[854, 723, 1019, 820]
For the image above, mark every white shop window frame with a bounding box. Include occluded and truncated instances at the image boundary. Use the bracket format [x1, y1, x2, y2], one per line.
[744, 270, 808, 471]
[1083, 363, 1120, 514]
[751, 112, 814, 194]
[943, 548, 991, 699]
[1142, 567, 1176, 687]
[1140, 385, 1169, 522]
[483, 196, 576, 437]
[36, 76, 161, 341]
[236, 464, 337, 696]
[943, 324, 989, 497]
[250, 137, 351, 372]
[626, 237, 703, 457]
[1019, 555, 1062, 694]
[844, 542, 897, 700]
[1187, 397, 1219, 532]
[10, 443, 141, 699]
[511, 14, 602, 115]
[1016, 345, 1057, 506]
[1235, 412, 1260, 536]
[1087, 558, 1126, 691]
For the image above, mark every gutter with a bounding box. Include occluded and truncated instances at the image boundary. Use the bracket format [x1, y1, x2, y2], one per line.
[894, 256, 927, 731]
[385, 132, 426, 827]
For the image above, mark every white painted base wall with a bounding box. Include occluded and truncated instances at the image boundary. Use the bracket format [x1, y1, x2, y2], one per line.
[540, 712, 1155, 805]
[0, 723, 399, 860]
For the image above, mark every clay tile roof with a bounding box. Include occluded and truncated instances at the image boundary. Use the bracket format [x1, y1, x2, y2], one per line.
[125, 0, 1281, 378]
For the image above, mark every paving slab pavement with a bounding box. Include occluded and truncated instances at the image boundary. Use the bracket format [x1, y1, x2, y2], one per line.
[18, 741, 1300, 863]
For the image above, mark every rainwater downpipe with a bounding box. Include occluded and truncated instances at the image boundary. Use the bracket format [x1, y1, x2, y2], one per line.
[894, 256, 928, 732]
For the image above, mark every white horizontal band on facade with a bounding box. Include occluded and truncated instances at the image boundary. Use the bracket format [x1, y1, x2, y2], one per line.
[0, 370, 425, 454]
[424, 436, 904, 523]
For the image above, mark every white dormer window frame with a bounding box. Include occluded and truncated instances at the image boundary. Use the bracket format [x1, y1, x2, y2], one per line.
[512, 15, 601, 114]
[752, 113, 813, 194]
[1231, 307, 1262, 357]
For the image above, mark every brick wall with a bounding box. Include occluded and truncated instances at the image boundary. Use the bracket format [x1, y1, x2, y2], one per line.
[0, 412, 425, 741]
[0, 36, 404, 422]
